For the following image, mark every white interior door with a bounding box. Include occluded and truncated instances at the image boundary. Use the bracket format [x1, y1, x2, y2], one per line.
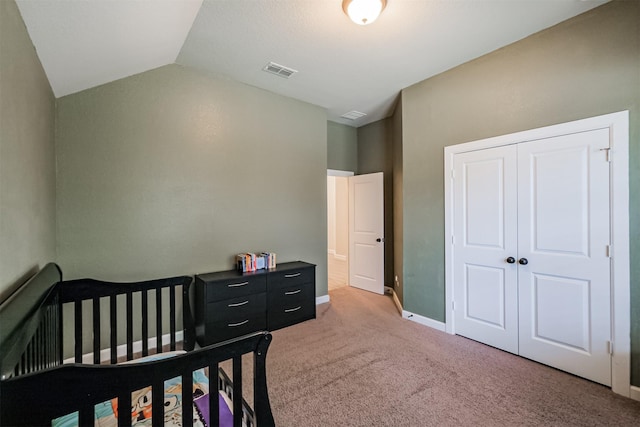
[348, 172, 384, 295]
[517, 129, 611, 386]
[453, 145, 519, 353]
[452, 129, 612, 386]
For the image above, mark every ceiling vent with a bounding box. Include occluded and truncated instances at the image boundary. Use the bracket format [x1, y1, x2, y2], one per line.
[340, 110, 367, 120]
[263, 62, 298, 79]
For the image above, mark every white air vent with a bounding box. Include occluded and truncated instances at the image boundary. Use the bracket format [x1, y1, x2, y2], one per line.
[341, 110, 367, 120]
[263, 62, 298, 79]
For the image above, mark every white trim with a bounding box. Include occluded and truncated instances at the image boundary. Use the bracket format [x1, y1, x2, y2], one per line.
[444, 111, 630, 397]
[333, 253, 347, 261]
[403, 310, 446, 332]
[64, 331, 184, 364]
[327, 169, 355, 177]
[392, 290, 403, 315]
[328, 249, 336, 256]
[316, 294, 330, 305]
[630, 386, 640, 402]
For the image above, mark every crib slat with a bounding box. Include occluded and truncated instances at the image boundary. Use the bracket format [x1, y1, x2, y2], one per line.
[78, 405, 94, 427]
[44, 307, 55, 369]
[35, 325, 42, 370]
[25, 342, 31, 373]
[152, 378, 164, 427]
[169, 285, 176, 351]
[118, 393, 132, 427]
[182, 370, 194, 427]
[56, 299, 63, 365]
[210, 363, 220, 427]
[142, 290, 149, 357]
[126, 291, 133, 361]
[156, 288, 162, 353]
[110, 295, 117, 364]
[39, 321, 45, 369]
[74, 300, 82, 363]
[233, 356, 242, 427]
[93, 297, 101, 364]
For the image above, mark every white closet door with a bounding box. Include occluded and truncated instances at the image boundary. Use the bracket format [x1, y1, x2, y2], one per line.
[517, 129, 611, 386]
[453, 145, 519, 353]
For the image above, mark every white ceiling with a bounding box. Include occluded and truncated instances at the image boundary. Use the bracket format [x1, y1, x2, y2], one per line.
[15, 0, 608, 127]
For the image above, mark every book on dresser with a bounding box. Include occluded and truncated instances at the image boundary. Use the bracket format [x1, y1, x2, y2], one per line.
[194, 261, 316, 346]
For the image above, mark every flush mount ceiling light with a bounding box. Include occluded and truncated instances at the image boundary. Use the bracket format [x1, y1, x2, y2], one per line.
[342, 0, 387, 26]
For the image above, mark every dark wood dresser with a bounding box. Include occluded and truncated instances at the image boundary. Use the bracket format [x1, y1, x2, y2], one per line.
[194, 261, 316, 346]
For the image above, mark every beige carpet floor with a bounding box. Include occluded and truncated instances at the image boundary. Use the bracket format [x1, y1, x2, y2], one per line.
[262, 286, 640, 426]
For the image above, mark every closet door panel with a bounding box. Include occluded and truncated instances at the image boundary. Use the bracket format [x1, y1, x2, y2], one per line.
[517, 129, 612, 386]
[453, 145, 519, 354]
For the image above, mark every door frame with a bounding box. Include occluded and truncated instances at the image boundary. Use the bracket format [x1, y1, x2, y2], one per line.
[444, 111, 629, 397]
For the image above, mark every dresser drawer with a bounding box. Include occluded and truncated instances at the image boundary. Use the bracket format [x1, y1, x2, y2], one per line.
[200, 313, 267, 346]
[205, 293, 266, 324]
[268, 265, 314, 290]
[197, 274, 266, 302]
[267, 283, 315, 331]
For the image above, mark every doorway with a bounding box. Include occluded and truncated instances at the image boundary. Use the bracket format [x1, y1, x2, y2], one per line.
[327, 170, 353, 291]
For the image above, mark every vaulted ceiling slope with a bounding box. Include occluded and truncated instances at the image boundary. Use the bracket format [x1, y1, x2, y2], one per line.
[15, 0, 607, 127]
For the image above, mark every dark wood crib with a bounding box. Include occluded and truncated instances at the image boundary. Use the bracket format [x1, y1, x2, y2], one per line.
[0, 263, 275, 427]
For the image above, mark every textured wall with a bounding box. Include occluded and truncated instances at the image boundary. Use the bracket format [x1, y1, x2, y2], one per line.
[358, 119, 394, 288]
[327, 121, 357, 173]
[401, 1, 639, 384]
[0, 0, 56, 300]
[55, 64, 328, 297]
[392, 97, 403, 303]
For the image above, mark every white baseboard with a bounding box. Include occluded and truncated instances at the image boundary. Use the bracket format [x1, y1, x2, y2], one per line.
[402, 310, 446, 332]
[328, 250, 346, 261]
[316, 294, 330, 305]
[630, 386, 640, 401]
[64, 330, 184, 364]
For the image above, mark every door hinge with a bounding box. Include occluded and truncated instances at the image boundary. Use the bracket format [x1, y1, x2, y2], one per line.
[452, 301, 455, 311]
[451, 235, 455, 245]
[606, 245, 613, 258]
[607, 341, 613, 355]
[451, 169, 455, 179]
[600, 147, 611, 162]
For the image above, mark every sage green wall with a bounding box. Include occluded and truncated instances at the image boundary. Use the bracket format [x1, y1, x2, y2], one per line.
[55, 65, 328, 298]
[392, 98, 403, 303]
[0, 0, 56, 301]
[402, 0, 639, 384]
[327, 121, 357, 172]
[358, 119, 394, 288]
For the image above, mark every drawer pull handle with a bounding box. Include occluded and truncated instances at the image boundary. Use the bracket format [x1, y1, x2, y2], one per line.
[228, 320, 249, 327]
[285, 289, 301, 295]
[285, 273, 301, 278]
[228, 281, 249, 288]
[285, 306, 302, 313]
[228, 300, 249, 307]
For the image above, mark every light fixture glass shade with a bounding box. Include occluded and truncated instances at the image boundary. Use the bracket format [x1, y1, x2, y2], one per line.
[343, 0, 387, 26]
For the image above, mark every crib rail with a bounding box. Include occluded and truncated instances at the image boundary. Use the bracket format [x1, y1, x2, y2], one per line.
[58, 275, 194, 364]
[0, 263, 63, 379]
[0, 332, 274, 427]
